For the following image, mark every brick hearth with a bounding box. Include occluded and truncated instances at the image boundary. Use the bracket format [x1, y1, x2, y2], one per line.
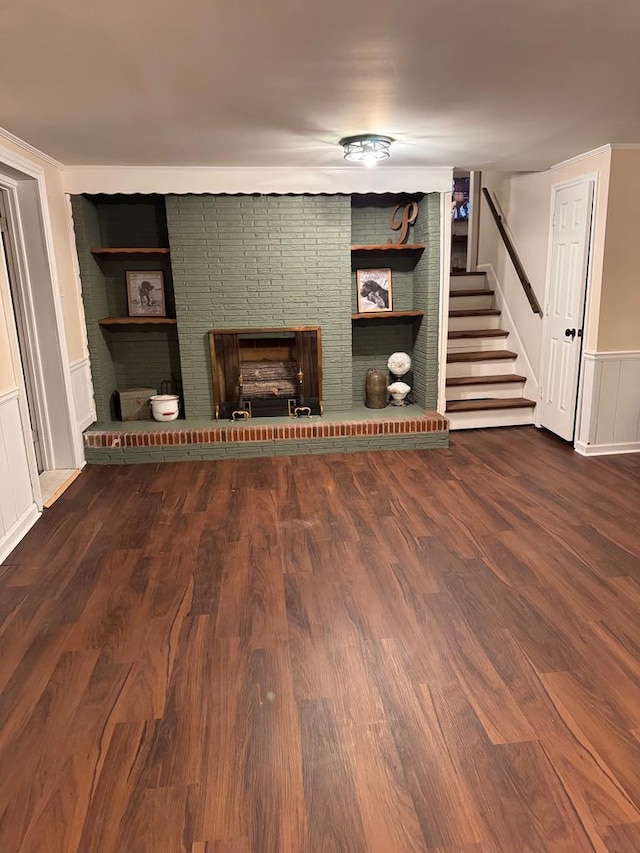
[83, 408, 448, 463]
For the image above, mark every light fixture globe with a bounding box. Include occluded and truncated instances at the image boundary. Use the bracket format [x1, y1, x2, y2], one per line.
[339, 134, 394, 164]
[387, 351, 411, 377]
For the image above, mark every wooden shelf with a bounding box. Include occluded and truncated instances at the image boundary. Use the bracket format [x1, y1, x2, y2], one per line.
[98, 317, 177, 327]
[352, 310, 424, 321]
[91, 247, 170, 255]
[351, 244, 425, 253]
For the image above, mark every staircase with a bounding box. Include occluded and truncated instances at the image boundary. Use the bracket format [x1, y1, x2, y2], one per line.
[445, 271, 537, 429]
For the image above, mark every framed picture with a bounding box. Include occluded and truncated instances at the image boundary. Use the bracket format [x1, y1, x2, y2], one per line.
[356, 268, 393, 313]
[126, 271, 166, 317]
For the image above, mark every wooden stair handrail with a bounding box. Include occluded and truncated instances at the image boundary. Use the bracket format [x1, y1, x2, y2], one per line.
[481, 188, 543, 317]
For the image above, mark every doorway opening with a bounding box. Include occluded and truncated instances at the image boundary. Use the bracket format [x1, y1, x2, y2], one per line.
[0, 157, 83, 507]
[0, 190, 44, 472]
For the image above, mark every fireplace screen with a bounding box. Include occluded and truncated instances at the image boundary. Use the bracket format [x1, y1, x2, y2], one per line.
[209, 326, 322, 419]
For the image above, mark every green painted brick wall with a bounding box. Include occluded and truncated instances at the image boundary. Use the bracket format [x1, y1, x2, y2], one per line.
[350, 195, 416, 312]
[352, 321, 416, 405]
[351, 194, 419, 245]
[74, 191, 440, 426]
[108, 329, 181, 391]
[412, 193, 441, 409]
[94, 196, 169, 248]
[71, 195, 116, 422]
[165, 194, 353, 417]
[72, 195, 182, 421]
[350, 193, 440, 408]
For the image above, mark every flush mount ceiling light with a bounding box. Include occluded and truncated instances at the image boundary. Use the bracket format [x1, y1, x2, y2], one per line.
[339, 134, 394, 165]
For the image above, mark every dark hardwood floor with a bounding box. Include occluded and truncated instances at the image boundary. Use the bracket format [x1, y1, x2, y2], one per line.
[1, 426, 640, 852]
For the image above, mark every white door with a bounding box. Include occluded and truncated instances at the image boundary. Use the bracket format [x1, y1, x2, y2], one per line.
[540, 180, 594, 441]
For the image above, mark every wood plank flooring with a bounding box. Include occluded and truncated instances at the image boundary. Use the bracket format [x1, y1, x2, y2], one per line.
[1, 426, 640, 852]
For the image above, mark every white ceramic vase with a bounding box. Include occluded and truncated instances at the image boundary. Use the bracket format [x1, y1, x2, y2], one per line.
[388, 381, 411, 405]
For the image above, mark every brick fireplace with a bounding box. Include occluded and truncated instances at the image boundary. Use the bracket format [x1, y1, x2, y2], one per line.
[209, 326, 323, 418]
[73, 191, 449, 462]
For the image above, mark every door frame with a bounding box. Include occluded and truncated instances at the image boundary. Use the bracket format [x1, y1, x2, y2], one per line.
[0, 183, 46, 472]
[438, 189, 453, 414]
[466, 170, 481, 272]
[0, 142, 84, 485]
[537, 173, 598, 445]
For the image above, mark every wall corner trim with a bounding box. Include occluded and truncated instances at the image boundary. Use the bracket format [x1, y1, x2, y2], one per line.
[0, 126, 63, 171]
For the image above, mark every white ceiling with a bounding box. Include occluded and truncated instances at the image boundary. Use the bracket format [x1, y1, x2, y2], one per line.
[2, 0, 640, 171]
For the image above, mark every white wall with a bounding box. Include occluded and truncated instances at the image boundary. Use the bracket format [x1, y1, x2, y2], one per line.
[478, 170, 550, 378]
[598, 148, 640, 351]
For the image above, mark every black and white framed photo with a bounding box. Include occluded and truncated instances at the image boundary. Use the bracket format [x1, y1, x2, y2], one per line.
[126, 271, 166, 317]
[356, 268, 393, 313]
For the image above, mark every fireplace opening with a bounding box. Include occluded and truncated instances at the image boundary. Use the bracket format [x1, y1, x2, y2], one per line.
[209, 327, 323, 419]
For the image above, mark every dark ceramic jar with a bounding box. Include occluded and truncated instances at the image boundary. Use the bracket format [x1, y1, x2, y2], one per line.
[365, 368, 388, 409]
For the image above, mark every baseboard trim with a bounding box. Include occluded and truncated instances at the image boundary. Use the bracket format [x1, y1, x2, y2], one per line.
[0, 503, 40, 564]
[575, 440, 640, 456]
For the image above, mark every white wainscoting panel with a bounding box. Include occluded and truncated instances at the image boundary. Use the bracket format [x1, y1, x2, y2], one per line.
[576, 351, 640, 455]
[0, 388, 39, 562]
[70, 357, 96, 432]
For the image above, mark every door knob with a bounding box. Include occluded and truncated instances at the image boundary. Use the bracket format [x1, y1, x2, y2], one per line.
[565, 328, 577, 339]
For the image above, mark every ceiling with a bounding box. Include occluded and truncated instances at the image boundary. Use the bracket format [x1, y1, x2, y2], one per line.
[2, 0, 640, 171]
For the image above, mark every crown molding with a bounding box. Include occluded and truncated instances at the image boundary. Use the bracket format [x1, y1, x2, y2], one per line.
[62, 165, 453, 195]
[0, 126, 63, 170]
[551, 142, 640, 171]
[551, 144, 612, 171]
